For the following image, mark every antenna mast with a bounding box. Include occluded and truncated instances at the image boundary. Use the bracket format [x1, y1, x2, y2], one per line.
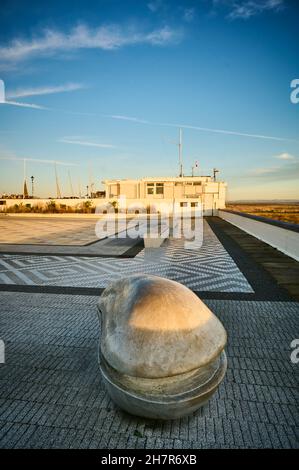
[213, 168, 219, 181]
[163, 129, 183, 177]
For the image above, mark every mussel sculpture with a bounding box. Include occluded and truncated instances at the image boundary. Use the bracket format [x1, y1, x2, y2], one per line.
[97, 274, 227, 420]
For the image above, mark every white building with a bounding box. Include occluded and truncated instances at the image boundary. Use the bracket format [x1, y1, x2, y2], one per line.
[103, 175, 226, 215]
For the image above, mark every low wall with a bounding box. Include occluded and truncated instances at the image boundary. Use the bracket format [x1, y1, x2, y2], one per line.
[0, 197, 223, 215]
[0, 198, 104, 210]
[219, 210, 299, 261]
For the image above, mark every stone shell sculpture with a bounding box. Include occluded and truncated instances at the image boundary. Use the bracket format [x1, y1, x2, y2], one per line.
[97, 274, 227, 420]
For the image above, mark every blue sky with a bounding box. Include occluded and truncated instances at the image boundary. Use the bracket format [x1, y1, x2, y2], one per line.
[0, 0, 298, 200]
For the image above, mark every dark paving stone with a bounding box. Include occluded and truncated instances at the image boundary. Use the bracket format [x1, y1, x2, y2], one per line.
[0, 292, 298, 448]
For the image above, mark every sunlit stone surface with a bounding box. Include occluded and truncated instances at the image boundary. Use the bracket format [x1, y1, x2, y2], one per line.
[97, 274, 227, 419]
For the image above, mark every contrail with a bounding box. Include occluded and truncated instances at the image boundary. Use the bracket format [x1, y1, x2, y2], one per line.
[108, 114, 150, 124]
[59, 137, 115, 148]
[3, 100, 46, 110]
[106, 113, 297, 143]
[158, 122, 296, 142]
[1, 77, 296, 142]
[0, 79, 47, 110]
[6, 82, 85, 99]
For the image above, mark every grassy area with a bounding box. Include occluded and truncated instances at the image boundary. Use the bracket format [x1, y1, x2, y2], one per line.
[226, 203, 299, 224]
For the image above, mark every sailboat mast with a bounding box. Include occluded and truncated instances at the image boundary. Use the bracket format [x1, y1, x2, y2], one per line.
[23, 159, 26, 198]
[54, 162, 62, 199]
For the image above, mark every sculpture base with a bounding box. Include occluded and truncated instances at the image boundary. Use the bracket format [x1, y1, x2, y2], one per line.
[99, 351, 227, 420]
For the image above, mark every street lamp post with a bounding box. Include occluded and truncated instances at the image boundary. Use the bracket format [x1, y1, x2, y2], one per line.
[31, 176, 34, 198]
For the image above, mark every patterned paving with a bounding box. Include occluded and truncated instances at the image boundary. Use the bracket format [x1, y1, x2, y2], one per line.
[0, 221, 253, 292]
[0, 292, 298, 449]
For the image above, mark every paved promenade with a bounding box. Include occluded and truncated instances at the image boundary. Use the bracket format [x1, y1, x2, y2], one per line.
[0, 216, 298, 448]
[0, 221, 252, 292]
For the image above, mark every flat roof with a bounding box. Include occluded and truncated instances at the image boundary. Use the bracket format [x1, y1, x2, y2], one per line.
[103, 176, 225, 183]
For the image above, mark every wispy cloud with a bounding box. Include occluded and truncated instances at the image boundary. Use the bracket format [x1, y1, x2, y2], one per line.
[0, 156, 78, 166]
[249, 166, 280, 176]
[274, 152, 296, 160]
[230, 0, 284, 20]
[109, 114, 149, 124]
[212, 0, 284, 20]
[6, 82, 85, 99]
[0, 23, 182, 68]
[247, 153, 299, 180]
[59, 136, 116, 149]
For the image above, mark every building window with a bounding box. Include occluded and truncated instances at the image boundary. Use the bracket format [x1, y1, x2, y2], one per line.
[180, 202, 188, 207]
[191, 202, 198, 207]
[156, 183, 164, 195]
[147, 182, 164, 195]
[147, 183, 154, 195]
